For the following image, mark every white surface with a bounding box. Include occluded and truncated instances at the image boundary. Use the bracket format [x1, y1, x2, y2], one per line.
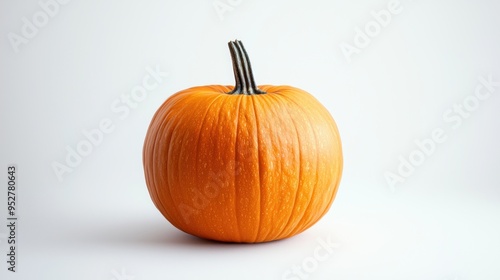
[1, 0, 500, 279]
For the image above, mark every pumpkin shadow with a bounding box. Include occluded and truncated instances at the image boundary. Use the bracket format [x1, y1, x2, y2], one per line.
[76, 217, 285, 249]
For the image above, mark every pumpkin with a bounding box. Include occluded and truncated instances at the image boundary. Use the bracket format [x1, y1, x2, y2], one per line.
[143, 40, 342, 243]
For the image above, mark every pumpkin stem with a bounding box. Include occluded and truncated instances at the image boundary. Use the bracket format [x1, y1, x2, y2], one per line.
[227, 40, 266, 95]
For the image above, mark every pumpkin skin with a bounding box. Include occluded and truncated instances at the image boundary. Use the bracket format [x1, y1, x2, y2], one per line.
[143, 41, 342, 243]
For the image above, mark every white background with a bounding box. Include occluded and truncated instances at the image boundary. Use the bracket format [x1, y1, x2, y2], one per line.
[1, 0, 500, 279]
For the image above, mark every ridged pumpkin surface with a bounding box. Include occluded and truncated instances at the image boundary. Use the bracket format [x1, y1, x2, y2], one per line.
[143, 84, 342, 243]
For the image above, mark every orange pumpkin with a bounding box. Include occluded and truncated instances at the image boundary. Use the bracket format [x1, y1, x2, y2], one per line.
[143, 40, 342, 243]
